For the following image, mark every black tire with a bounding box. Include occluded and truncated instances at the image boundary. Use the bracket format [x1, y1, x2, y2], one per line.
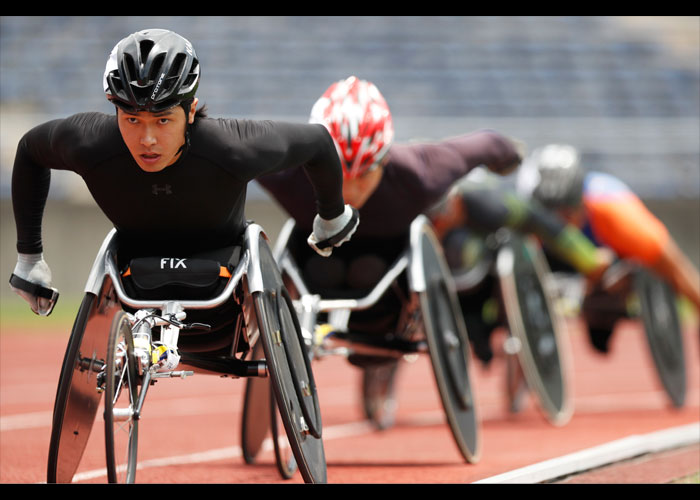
[498, 235, 572, 426]
[254, 290, 326, 483]
[634, 268, 686, 407]
[47, 286, 120, 483]
[270, 382, 298, 479]
[104, 311, 140, 483]
[417, 224, 481, 464]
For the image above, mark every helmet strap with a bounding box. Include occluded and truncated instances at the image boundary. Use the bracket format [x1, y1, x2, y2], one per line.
[176, 99, 195, 156]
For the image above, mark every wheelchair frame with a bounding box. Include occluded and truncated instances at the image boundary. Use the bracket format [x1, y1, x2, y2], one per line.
[47, 223, 326, 484]
[241, 215, 481, 477]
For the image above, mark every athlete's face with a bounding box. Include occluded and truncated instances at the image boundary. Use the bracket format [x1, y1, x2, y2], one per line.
[118, 98, 198, 172]
[342, 164, 384, 209]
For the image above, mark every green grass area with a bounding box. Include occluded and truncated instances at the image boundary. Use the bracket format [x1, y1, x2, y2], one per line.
[0, 294, 83, 334]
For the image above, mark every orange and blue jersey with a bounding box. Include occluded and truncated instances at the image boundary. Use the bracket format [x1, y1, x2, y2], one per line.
[581, 172, 669, 267]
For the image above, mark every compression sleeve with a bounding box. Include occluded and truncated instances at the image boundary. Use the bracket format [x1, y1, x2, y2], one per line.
[440, 130, 522, 175]
[298, 124, 345, 220]
[239, 120, 345, 220]
[517, 197, 600, 275]
[11, 121, 64, 254]
[457, 186, 600, 275]
[391, 130, 523, 209]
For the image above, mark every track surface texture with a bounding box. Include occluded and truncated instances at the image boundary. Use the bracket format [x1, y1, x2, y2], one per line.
[1, 318, 698, 484]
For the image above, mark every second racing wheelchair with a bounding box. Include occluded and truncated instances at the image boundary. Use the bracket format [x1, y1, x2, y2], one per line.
[443, 226, 574, 426]
[38, 222, 327, 483]
[241, 215, 481, 479]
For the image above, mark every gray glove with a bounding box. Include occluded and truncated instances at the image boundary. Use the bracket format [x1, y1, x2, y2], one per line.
[9, 253, 59, 316]
[307, 205, 360, 257]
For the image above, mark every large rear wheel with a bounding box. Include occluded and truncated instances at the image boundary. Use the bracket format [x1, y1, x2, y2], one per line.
[634, 268, 686, 407]
[497, 234, 572, 426]
[47, 281, 121, 483]
[254, 289, 326, 483]
[414, 218, 480, 463]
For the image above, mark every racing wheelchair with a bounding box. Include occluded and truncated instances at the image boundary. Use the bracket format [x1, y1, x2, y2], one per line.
[41, 223, 326, 483]
[443, 227, 574, 426]
[241, 215, 481, 478]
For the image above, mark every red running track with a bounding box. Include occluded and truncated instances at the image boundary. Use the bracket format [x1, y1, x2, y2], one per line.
[1, 318, 698, 484]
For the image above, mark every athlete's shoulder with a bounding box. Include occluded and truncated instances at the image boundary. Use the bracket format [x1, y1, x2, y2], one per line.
[194, 117, 316, 140]
[20, 112, 123, 170]
[191, 117, 326, 163]
[25, 111, 116, 142]
[583, 171, 633, 198]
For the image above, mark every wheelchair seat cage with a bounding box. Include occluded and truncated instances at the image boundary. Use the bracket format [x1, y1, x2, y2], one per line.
[47, 224, 327, 484]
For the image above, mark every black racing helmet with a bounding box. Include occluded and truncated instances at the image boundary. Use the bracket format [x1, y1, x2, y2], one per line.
[104, 29, 200, 113]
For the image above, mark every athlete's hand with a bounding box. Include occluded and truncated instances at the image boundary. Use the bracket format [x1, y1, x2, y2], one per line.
[487, 136, 527, 176]
[307, 205, 360, 257]
[9, 253, 59, 316]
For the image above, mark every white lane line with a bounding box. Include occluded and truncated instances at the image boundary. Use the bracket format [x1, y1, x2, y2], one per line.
[473, 422, 700, 484]
[71, 420, 377, 483]
[1, 410, 53, 431]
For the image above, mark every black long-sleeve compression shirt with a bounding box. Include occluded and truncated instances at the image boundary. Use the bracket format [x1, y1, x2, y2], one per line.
[12, 112, 344, 261]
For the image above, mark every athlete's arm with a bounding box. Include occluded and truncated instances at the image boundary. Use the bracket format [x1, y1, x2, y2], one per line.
[652, 238, 700, 310]
[241, 120, 356, 254]
[12, 120, 63, 255]
[243, 120, 345, 220]
[430, 185, 607, 278]
[10, 118, 74, 315]
[438, 130, 524, 176]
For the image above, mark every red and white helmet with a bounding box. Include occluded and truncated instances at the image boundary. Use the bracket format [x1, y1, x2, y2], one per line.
[310, 76, 394, 179]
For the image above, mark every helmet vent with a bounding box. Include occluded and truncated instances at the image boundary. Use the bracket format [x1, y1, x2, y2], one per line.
[138, 39, 155, 62]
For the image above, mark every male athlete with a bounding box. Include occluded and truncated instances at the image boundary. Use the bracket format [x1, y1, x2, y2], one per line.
[257, 76, 523, 339]
[9, 29, 358, 316]
[517, 143, 700, 352]
[428, 167, 611, 363]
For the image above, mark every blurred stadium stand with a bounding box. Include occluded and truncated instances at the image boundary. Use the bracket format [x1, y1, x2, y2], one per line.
[1, 16, 698, 202]
[1, 16, 698, 298]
